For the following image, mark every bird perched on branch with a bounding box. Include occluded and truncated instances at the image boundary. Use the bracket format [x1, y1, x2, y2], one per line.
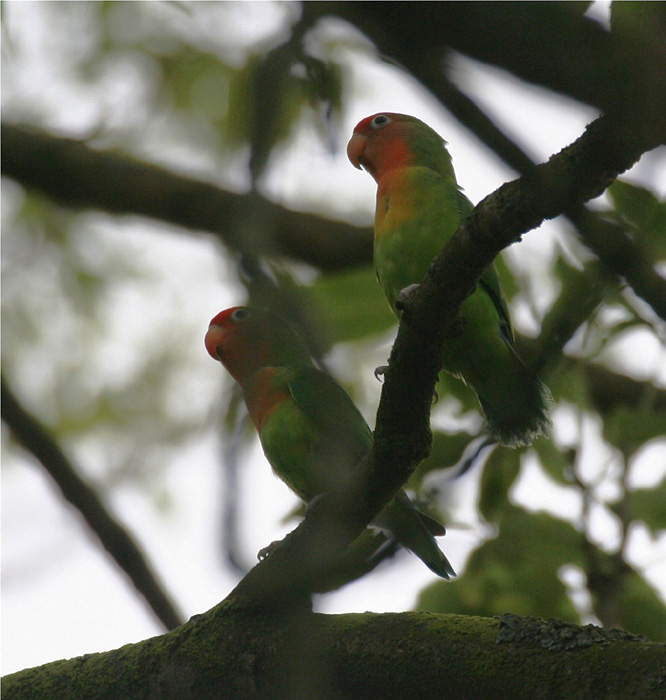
[205, 306, 455, 578]
[348, 112, 551, 447]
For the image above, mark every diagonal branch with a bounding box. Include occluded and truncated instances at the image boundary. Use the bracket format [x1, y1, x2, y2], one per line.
[1, 377, 184, 632]
[305, 2, 666, 143]
[228, 113, 660, 601]
[301, 1, 666, 320]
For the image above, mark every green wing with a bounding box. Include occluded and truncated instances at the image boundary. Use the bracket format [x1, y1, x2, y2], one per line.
[285, 366, 455, 578]
[288, 366, 373, 492]
[479, 266, 517, 353]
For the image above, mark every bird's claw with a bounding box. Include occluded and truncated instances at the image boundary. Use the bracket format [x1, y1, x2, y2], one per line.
[304, 492, 325, 515]
[257, 540, 281, 561]
[374, 364, 389, 381]
[396, 283, 420, 311]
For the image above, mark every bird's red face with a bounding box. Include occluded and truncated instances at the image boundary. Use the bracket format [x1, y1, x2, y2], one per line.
[206, 306, 281, 387]
[204, 307, 248, 360]
[346, 113, 412, 181]
[205, 306, 265, 386]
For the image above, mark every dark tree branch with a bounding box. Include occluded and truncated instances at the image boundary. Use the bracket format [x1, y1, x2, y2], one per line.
[3, 119, 665, 321]
[1, 377, 184, 632]
[0, 123, 372, 272]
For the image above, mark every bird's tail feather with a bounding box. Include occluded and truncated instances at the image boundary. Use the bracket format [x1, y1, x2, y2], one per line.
[376, 492, 455, 579]
[479, 371, 553, 448]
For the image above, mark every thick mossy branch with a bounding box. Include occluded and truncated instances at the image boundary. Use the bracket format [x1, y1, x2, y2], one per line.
[4, 610, 664, 700]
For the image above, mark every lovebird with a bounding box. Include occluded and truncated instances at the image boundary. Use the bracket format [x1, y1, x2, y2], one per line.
[347, 112, 552, 447]
[205, 306, 455, 578]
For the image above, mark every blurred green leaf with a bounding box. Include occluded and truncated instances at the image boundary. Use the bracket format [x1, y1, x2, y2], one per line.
[557, 1, 593, 16]
[308, 266, 396, 343]
[247, 46, 304, 182]
[532, 438, 574, 485]
[478, 447, 522, 522]
[418, 506, 582, 620]
[620, 476, 666, 534]
[299, 54, 343, 114]
[226, 55, 259, 144]
[536, 256, 617, 372]
[611, 1, 666, 46]
[236, 43, 345, 182]
[550, 360, 591, 409]
[159, 50, 231, 115]
[614, 568, 666, 642]
[607, 180, 661, 229]
[412, 431, 476, 485]
[604, 404, 666, 458]
[606, 180, 666, 261]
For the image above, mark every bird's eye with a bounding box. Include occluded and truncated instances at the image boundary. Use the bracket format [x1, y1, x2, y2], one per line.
[371, 114, 390, 129]
[231, 308, 250, 322]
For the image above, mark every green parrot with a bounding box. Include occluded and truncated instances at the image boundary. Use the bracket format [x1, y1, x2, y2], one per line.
[205, 306, 455, 578]
[347, 112, 551, 448]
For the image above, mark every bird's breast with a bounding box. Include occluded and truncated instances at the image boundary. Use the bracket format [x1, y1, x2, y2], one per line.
[375, 169, 418, 238]
[244, 368, 292, 433]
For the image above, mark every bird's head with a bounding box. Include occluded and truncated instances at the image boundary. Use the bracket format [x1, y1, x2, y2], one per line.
[205, 306, 312, 384]
[346, 112, 416, 181]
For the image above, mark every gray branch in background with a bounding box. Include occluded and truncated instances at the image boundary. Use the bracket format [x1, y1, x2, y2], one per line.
[0, 123, 373, 272]
[1, 376, 184, 632]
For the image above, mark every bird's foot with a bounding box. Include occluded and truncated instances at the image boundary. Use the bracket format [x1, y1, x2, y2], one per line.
[257, 540, 281, 561]
[304, 492, 325, 515]
[374, 364, 389, 381]
[396, 283, 420, 311]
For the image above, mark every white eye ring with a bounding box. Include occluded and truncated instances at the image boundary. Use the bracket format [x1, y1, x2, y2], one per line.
[231, 308, 250, 322]
[371, 114, 390, 129]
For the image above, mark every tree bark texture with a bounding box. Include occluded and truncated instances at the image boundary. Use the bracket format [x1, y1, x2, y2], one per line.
[4, 609, 664, 700]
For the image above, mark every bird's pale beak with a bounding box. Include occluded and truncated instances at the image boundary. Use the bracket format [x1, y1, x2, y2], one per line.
[204, 324, 225, 360]
[346, 132, 367, 170]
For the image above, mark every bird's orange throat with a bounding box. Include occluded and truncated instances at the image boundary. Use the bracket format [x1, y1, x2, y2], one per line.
[243, 368, 291, 432]
[374, 169, 417, 238]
